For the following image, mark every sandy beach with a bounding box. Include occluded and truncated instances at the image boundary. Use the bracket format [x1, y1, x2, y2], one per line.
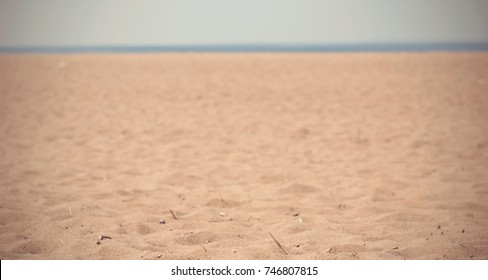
[0, 52, 487, 259]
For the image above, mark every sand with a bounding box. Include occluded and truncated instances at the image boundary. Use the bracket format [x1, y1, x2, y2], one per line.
[0, 52, 487, 260]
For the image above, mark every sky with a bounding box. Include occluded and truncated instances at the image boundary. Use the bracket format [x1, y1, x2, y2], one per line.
[0, 0, 487, 48]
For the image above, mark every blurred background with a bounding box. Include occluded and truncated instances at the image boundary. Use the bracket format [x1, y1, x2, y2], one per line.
[0, 0, 487, 50]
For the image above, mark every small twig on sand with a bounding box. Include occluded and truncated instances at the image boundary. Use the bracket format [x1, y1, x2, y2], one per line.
[99, 235, 112, 240]
[201, 245, 208, 253]
[268, 232, 289, 255]
[219, 195, 226, 207]
[170, 210, 178, 220]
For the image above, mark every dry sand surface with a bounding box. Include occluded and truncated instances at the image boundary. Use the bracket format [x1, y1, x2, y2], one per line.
[0, 53, 487, 260]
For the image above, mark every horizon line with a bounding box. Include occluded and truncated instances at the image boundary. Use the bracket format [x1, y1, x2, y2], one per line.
[1, 42, 488, 53]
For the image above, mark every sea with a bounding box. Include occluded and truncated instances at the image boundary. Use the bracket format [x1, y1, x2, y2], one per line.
[1, 43, 488, 53]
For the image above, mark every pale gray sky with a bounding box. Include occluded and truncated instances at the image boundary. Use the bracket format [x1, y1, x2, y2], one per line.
[0, 0, 487, 47]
